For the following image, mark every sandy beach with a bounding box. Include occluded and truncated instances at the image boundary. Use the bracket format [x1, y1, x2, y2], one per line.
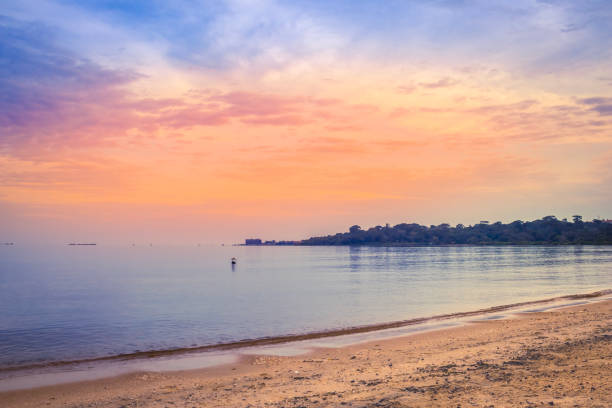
[1, 298, 610, 408]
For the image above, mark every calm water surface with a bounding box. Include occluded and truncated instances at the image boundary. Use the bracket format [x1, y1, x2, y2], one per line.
[0, 245, 610, 367]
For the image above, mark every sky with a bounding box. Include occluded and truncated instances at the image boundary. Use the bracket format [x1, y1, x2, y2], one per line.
[1, 0, 611, 244]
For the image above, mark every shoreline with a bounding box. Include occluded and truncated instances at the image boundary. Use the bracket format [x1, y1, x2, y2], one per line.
[1, 295, 610, 407]
[2, 289, 609, 376]
[0, 289, 610, 395]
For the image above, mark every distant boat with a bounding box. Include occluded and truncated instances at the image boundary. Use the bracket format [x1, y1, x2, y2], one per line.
[68, 243, 96, 246]
[231, 257, 237, 265]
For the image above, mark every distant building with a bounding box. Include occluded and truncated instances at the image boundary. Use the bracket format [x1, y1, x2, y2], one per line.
[245, 238, 262, 245]
[264, 240, 276, 245]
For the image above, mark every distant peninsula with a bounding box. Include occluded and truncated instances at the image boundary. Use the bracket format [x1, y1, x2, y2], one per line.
[300, 216, 612, 245]
[244, 216, 612, 246]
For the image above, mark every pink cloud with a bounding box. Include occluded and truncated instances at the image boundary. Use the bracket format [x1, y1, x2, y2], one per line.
[241, 115, 308, 126]
[419, 77, 460, 89]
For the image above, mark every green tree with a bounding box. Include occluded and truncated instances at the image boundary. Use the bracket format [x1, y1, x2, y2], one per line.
[349, 225, 362, 234]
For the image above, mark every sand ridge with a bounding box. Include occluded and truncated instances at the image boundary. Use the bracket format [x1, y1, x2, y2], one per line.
[1, 299, 610, 407]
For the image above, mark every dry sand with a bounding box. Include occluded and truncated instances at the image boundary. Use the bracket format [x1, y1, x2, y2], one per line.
[1, 299, 610, 408]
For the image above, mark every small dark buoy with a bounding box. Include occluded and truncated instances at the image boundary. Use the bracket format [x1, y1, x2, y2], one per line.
[231, 257, 237, 265]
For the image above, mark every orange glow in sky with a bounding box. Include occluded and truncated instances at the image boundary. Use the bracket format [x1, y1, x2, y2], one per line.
[1, 1, 611, 243]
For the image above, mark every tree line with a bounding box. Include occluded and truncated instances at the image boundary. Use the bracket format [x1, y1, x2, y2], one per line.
[299, 216, 612, 245]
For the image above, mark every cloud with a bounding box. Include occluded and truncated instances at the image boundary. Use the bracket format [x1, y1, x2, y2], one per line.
[591, 105, 612, 115]
[142, 0, 348, 72]
[241, 115, 308, 126]
[374, 139, 428, 150]
[296, 136, 365, 155]
[0, 16, 145, 155]
[0, 154, 142, 203]
[150, 92, 348, 129]
[597, 77, 612, 86]
[0, 16, 367, 157]
[211, 91, 302, 117]
[396, 77, 460, 95]
[579, 97, 612, 105]
[466, 99, 539, 114]
[325, 125, 362, 132]
[388, 94, 612, 145]
[419, 77, 460, 89]
[578, 97, 612, 116]
[396, 85, 417, 94]
[389, 99, 539, 118]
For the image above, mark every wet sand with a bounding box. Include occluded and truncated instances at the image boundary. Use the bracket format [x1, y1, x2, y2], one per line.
[2, 299, 611, 407]
[2, 290, 608, 375]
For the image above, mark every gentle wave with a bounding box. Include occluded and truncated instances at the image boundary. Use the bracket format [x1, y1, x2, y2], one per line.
[1, 289, 609, 374]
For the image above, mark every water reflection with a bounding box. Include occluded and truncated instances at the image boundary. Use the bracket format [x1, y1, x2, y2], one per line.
[0, 245, 610, 368]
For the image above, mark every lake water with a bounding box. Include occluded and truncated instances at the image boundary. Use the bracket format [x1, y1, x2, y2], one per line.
[0, 245, 610, 369]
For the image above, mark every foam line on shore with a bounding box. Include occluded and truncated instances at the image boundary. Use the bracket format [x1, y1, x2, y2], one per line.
[1, 289, 610, 374]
